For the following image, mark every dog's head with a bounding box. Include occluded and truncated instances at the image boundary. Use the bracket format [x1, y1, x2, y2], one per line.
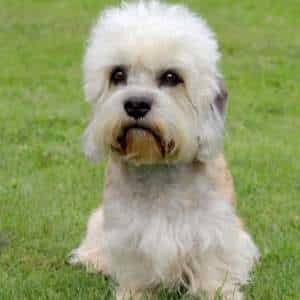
[83, 1, 228, 165]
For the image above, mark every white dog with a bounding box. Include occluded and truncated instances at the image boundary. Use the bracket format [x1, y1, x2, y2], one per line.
[69, 1, 259, 299]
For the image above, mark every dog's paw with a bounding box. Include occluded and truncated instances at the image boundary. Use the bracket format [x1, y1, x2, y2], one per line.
[223, 291, 243, 300]
[67, 250, 83, 266]
[67, 247, 107, 274]
[209, 291, 243, 300]
[116, 289, 143, 300]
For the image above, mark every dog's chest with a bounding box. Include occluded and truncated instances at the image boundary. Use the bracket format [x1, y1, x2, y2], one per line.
[102, 181, 213, 281]
[101, 164, 221, 282]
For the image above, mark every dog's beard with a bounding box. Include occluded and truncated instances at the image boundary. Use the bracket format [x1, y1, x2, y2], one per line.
[112, 123, 169, 165]
[105, 117, 180, 165]
[121, 127, 162, 164]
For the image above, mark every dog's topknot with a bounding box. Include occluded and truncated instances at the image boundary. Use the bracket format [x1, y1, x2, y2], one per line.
[84, 1, 220, 103]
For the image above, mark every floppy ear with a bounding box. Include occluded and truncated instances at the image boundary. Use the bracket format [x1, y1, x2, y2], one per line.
[213, 77, 228, 119]
[196, 77, 228, 161]
[82, 25, 108, 104]
[81, 119, 103, 163]
[83, 53, 108, 104]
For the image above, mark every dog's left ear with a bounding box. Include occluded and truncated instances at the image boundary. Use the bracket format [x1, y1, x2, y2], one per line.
[213, 77, 228, 119]
[196, 76, 228, 162]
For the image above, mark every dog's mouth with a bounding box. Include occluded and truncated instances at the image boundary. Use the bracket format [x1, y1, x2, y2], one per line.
[116, 124, 165, 155]
[111, 124, 176, 163]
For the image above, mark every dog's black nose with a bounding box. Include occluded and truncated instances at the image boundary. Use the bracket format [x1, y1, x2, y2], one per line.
[124, 97, 152, 119]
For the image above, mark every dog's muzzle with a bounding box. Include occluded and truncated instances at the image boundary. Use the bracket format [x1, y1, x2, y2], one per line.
[111, 121, 176, 164]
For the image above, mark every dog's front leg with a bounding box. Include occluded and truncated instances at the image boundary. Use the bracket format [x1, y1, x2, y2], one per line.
[68, 206, 108, 274]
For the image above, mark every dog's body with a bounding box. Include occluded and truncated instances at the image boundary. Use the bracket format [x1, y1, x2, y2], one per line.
[69, 1, 259, 299]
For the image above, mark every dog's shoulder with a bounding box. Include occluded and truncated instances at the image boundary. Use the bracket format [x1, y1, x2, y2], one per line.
[202, 153, 235, 204]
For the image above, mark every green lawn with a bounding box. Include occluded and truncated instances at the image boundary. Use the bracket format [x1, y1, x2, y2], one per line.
[0, 0, 299, 299]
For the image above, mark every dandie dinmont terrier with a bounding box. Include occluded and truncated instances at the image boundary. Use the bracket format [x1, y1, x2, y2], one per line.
[69, 1, 259, 299]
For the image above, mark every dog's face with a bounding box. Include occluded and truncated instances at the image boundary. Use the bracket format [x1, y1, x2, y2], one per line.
[83, 1, 227, 165]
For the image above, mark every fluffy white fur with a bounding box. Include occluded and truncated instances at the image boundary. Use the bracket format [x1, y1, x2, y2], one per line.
[69, 1, 259, 299]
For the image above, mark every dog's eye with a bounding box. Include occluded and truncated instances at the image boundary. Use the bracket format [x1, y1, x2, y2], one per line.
[110, 67, 127, 85]
[159, 70, 183, 87]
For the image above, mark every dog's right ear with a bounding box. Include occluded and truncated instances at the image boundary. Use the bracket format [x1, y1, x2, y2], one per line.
[83, 26, 109, 104]
[81, 120, 103, 163]
[83, 64, 107, 103]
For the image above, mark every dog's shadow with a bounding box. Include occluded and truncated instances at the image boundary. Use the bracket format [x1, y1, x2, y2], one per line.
[0, 232, 9, 255]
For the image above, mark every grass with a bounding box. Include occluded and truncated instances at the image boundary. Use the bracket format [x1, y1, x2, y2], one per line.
[0, 0, 299, 299]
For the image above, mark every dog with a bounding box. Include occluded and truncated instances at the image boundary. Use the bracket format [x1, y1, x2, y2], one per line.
[69, 1, 259, 299]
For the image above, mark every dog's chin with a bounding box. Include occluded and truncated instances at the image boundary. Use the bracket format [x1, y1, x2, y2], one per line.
[111, 124, 176, 166]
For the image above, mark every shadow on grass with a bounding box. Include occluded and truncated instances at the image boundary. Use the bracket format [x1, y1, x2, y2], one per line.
[0, 232, 9, 255]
